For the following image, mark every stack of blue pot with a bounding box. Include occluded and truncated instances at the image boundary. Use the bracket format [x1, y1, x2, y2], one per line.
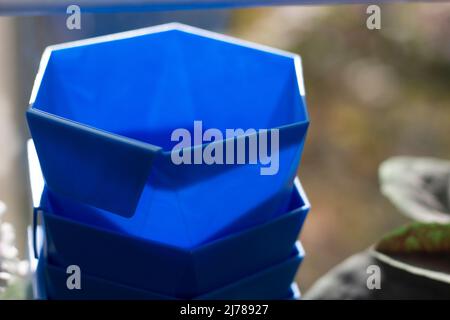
[27, 23, 310, 300]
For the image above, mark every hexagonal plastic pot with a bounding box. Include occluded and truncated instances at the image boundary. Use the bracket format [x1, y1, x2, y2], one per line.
[35, 178, 309, 298]
[27, 23, 309, 248]
[36, 242, 303, 300]
[286, 283, 301, 300]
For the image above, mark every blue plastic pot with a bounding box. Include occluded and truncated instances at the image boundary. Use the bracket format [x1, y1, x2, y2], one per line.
[36, 242, 303, 300]
[286, 283, 301, 300]
[35, 179, 309, 298]
[27, 23, 309, 248]
[196, 242, 303, 300]
[34, 252, 300, 301]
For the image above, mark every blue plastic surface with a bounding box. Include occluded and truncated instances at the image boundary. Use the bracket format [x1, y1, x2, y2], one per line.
[285, 283, 301, 300]
[35, 259, 298, 301]
[36, 179, 309, 298]
[34, 254, 48, 300]
[196, 242, 303, 300]
[27, 23, 309, 248]
[36, 242, 303, 300]
[2, 1, 404, 16]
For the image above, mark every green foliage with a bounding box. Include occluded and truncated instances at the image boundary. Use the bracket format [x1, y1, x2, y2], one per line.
[376, 223, 450, 254]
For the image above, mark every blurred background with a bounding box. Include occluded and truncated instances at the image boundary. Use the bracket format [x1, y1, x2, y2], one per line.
[0, 2, 449, 293]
